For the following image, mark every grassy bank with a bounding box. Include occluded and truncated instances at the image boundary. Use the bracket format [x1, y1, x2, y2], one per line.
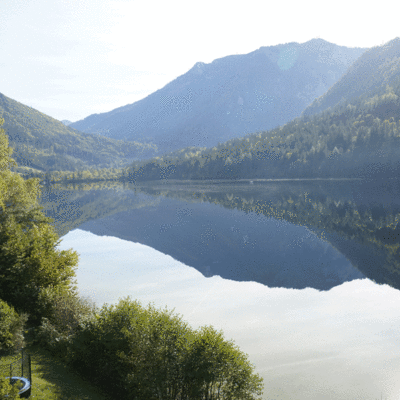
[0, 331, 111, 400]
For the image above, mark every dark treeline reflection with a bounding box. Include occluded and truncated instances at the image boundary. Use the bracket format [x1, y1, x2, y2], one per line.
[39, 178, 400, 291]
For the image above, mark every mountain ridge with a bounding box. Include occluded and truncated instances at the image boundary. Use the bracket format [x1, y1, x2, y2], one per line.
[302, 37, 400, 116]
[70, 38, 367, 154]
[125, 38, 400, 182]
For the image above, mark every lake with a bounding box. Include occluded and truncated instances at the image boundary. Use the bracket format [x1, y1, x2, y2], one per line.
[39, 178, 400, 400]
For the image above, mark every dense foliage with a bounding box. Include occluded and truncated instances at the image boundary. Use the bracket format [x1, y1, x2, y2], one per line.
[0, 116, 80, 327]
[34, 296, 264, 400]
[0, 298, 28, 354]
[34, 288, 99, 361]
[0, 211, 79, 324]
[59, 297, 264, 400]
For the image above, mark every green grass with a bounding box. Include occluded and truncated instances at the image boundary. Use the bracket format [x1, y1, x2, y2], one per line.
[0, 331, 112, 400]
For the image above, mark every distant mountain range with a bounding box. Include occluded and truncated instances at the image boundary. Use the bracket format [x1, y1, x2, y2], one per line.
[8, 37, 400, 179]
[70, 39, 367, 154]
[61, 120, 72, 126]
[127, 37, 400, 181]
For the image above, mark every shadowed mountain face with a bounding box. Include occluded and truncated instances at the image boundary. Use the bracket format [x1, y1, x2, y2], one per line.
[124, 38, 400, 183]
[303, 37, 400, 116]
[70, 39, 367, 155]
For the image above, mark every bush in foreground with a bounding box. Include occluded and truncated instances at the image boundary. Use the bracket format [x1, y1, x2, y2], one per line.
[33, 287, 99, 360]
[67, 296, 264, 400]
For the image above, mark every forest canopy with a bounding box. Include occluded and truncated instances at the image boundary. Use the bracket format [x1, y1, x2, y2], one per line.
[0, 117, 80, 327]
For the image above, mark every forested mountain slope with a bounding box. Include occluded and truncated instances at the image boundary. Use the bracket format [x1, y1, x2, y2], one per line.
[70, 39, 366, 154]
[303, 37, 400, 116]
[0, 92, 157, 173]
[127, 39, 400, 182]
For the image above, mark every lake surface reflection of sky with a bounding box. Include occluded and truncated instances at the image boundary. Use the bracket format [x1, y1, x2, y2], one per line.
[59, 228, 400, 400]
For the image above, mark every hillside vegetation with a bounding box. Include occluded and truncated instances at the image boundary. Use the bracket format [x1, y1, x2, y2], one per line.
[0, 92, 157, 173]
[37, 81, 400, 184]
[125, 87, 400, 181]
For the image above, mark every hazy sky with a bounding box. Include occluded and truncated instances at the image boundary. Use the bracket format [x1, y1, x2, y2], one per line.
[1, 0, 399, 123]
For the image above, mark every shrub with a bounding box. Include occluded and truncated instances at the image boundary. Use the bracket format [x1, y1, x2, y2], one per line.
[0, 298, 28, 354]
[181, 325, 264, 400]
[34, 317, 69, 355]
[36, 286, 98, 336]
[68, 296, 264, 400]
[33, 288, 99, 360]
[0, 214, 79, 327]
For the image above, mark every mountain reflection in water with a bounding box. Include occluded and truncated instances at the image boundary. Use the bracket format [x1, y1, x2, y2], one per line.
[40, 178, 400, 292]
[41, 178, 400, 400]
[77, 196, 362, 291]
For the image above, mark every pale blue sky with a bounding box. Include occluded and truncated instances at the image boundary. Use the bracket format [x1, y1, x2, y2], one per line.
[1, 0, 398, 122]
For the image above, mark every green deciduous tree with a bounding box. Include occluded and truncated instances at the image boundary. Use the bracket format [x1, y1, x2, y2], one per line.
[33, 287, 98, 361]
[69, 296, 264, 400]
[0, 217, 79, 321]
[182, 325, 264, 400]
[0, 117, 79, 325]
[0, 298, 28, 354]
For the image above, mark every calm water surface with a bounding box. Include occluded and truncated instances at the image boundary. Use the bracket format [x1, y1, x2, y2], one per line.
[40, 178, 400, 400]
